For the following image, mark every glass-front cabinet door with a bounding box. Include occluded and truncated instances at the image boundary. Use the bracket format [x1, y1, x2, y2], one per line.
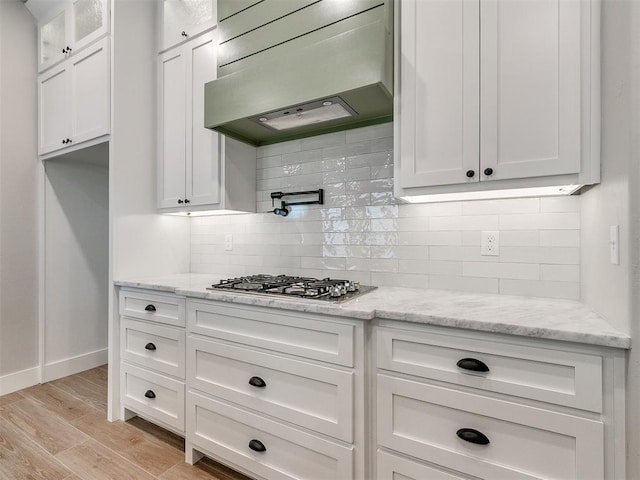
[72, 0, 108, 53]
[36, 0, 108, 72]
[161, 0, 216, 52]
[39, 5, 68, 72]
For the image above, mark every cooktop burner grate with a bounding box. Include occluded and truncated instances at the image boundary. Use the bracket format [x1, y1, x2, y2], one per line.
[207, 274, 376, 302]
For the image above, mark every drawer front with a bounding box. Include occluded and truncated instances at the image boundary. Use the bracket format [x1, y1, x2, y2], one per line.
[119, 289, 185, 327]
[187, 300, 354, 366]
[188, 336, 353, 442]
[377, 450, 478, 480]
[121, 318, 185, 378]
[377, 375, 604, 480]
[377, 327, 603, 412]
[121, 363, 185, 432]
[187, 391, 353, 480]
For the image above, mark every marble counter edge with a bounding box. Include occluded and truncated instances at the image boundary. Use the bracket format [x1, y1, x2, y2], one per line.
[114, 278, 631, 349]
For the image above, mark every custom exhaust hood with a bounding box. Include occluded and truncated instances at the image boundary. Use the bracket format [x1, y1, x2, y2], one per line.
[205, 0, 393, 146]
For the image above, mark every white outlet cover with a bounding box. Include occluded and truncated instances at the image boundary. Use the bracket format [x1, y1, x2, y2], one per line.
[481, 231, 500, 256]
[224, 233, 233, 251]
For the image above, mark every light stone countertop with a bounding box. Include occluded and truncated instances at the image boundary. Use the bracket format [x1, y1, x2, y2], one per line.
[115, 273, 631, 349]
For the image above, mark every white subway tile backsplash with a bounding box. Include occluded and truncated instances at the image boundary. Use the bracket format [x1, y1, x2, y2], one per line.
[429, 275, 500, 294]
[192, 124, 581, 300]
[499, 279, 580, 300]
[463, 262, 540, 280]
[499, 212, 580, 230]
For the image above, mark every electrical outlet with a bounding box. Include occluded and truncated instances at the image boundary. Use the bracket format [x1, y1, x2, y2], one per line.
[224, 234, 233, 251]
[481, 231, 500, 256]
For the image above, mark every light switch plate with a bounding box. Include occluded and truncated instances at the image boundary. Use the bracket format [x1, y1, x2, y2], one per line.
[610, 225, 619, 265]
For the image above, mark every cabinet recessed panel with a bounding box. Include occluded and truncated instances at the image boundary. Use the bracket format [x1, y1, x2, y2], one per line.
[159, 51, 187, 207]
[70, 39, 109, 144]
[481, 0, 581, 180]
[187, 33, 220, 206]
[39, 66, 69, 155]
[399, 0, 479, 188]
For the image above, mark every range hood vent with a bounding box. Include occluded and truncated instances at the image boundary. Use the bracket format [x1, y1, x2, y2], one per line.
[205, 0, 393, 146]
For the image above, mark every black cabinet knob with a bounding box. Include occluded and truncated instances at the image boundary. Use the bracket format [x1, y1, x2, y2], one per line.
[457, 428, 490, 445]
[249, 376, 266, 388]
[484, 167, 494, 176]
[248, 439, 266, 452]
[61, 48, 66, 54]
[184, 199, 190, 204]
[456, 358, 490, 373]
[466, 170, 475, 178]
[144, 390, 156, 399]
[62, 139, 66, 144]
[181, 31, 188, 37]
[67, 138, 72, 143]
[177, 199, 184, 204]
[144, 342, 156, 351]
[144, 304, 156, 312]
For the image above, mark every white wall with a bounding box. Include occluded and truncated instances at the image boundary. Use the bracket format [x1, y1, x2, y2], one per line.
[108, 0, 190, 420]
[43, 150, 109, 381]
[581, 1, 640, 478]
[0, 1, 39, 391]
[192, 123, 582, 300]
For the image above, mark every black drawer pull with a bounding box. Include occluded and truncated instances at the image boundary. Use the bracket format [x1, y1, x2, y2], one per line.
[457, 428, 490, 445]
[144, 343, 156, 351]
[456, 358, 489, 373]
[248, 376, 266, 388]
[144, 304, 156, 312]
[248, 439, 266, 452]
[144, 390, 156, 399]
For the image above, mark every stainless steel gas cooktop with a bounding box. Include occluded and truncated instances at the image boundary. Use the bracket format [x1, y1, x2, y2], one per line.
[207, 274, 376, 303]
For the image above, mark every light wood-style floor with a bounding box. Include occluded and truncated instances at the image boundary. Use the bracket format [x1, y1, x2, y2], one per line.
[0, 365, 252, 480]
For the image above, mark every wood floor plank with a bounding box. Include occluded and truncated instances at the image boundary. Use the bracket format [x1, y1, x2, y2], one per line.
[127, 416, 185, 451]
[55, 439, 157, 480]
[51, 375, 108, 413]
[0, 392, 23, 407]
[0, 418, 71, 480]
[159, 457, 254, 480]
[71, 411, 184, 477]
[75, 365, 108, 388]
[21, 383, 98, 422]
[0, 398, 89, 455]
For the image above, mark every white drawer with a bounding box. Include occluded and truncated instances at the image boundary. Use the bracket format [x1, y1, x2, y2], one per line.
[187, 335, 353, 442]
[187, 300, 354, 366]
[377, 326, 603, 412]
[377, 375, 604, 480]
[121, 318, 185, 379]
[119, 289, 186, 327]
[377, 450, 475, 480]
[121, 363, 185, 432]
[187, 391, 353, 480]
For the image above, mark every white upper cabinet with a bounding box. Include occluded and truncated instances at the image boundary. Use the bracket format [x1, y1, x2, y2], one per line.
[160, 0, 216, 52]
[38, 37, 110, 156]
[395, 0, 600, 199]
[35, 0, 109, 73]
[158, 30, 256, 213]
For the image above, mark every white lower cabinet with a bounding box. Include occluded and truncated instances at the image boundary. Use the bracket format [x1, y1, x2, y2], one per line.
[377, 450, 475, 480]
[375, 322, 625, 480]
[116, 287, 625, 480]
[187, 391, 353, 480]
[119, 289, 186, 434]
[184, 300, 364, 480]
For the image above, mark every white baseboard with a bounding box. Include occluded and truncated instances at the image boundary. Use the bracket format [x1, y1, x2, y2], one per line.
[0, 366, 40, 396]
[42, 348, 108, 383]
